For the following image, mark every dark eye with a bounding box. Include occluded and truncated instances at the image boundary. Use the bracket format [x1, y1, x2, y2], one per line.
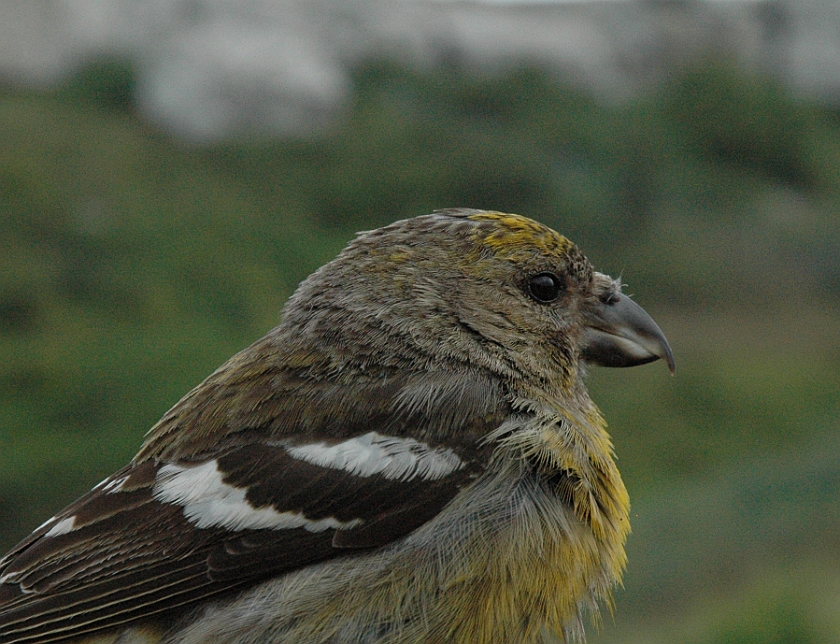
[527, 272, 564, 303]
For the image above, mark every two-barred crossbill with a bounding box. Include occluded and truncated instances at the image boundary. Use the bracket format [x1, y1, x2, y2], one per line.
[0, 209, 673, 644]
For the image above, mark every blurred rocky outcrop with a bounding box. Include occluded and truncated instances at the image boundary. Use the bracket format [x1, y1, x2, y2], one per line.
[0, 0, 836, 139]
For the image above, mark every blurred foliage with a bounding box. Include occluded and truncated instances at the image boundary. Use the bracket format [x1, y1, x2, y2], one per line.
[0, 55, 838, 642]
[56, 57, 137, 114]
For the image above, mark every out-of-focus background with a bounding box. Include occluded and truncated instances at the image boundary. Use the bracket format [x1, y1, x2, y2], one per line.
[1, 0, 839, 641]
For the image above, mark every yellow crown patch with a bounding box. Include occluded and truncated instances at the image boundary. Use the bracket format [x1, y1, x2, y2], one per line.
[468, 211, 574, 261]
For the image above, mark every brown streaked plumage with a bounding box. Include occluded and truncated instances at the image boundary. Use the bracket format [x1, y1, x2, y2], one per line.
[0, 209, 673, 644]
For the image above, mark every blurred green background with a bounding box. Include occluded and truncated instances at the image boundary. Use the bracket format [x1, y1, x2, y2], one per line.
[1, 55, 839, 642]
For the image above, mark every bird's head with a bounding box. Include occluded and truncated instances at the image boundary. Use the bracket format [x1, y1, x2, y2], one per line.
[282, 209, 673, 396]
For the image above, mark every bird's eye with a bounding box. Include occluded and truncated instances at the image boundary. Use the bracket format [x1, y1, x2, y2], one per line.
[527, 272, 564, 303]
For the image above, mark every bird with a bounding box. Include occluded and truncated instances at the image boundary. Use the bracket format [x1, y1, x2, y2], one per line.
[0, 209, 674, 644]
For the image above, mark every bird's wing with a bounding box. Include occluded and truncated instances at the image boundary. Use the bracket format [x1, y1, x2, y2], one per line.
[0, 427, 494, 644]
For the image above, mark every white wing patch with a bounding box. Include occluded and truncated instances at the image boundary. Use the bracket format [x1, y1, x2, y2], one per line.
[285, 432, 464, 481]
[101, 475, 129, 494]
[43, 516, 76, 538]
[152, 461, 361, 532]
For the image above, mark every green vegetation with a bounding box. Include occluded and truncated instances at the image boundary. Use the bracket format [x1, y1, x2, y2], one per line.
[1, 56, 838, 641]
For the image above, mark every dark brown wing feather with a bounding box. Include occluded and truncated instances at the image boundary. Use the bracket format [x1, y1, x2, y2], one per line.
[0, 440, 488, 643]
